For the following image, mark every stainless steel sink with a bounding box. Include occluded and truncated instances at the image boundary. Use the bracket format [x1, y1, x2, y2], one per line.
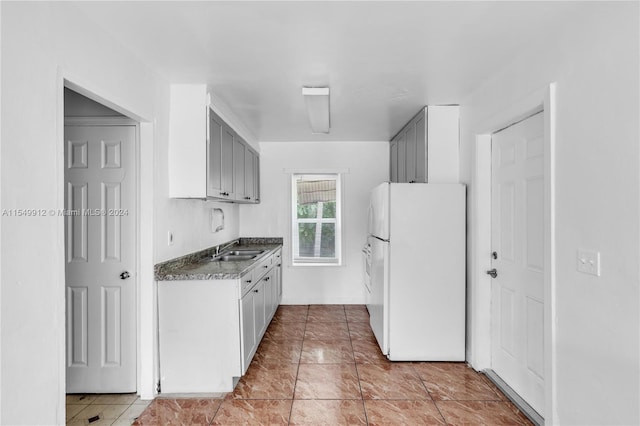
[227, 250, 264, 256]
[212, 254, 257, 262]
[210, 248, 266, 262]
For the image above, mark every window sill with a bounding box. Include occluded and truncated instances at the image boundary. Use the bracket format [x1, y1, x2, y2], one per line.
[291, 261, 342, 268]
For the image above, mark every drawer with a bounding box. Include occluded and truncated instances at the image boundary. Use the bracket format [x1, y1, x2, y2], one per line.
[240, 270, 255, 296]
[273, 249, 282, 267]
[253, 253, 273, 281]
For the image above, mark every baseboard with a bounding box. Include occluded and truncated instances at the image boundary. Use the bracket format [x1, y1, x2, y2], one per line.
[280, 298, 367, 305]
[483, 369, 544, 426]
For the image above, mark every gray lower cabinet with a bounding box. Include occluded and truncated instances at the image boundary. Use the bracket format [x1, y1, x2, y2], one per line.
[390, 105, 459, 183]
[239, 252, 281, 372]
[241, 286, 257, 372]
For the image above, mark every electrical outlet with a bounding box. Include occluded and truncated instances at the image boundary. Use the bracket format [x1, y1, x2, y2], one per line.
[168, 231, 174, 246]
[577, 249, 600, 276]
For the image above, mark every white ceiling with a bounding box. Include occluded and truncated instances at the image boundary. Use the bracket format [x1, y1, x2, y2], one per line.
[73, 1, 583, 142]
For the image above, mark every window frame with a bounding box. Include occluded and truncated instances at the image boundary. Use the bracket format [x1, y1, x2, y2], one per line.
[291, 173, 342, 266]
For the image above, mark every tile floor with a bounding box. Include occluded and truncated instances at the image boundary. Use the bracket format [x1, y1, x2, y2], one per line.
[69, 305, 533, 425]
[66, 393, 151, 425]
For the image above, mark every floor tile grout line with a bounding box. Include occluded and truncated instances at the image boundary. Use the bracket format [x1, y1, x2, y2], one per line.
[206, 397, 223, 426]
[346, 307, 370, 425]
[287, 304, 308, 425]
[411, 364, 450, 425]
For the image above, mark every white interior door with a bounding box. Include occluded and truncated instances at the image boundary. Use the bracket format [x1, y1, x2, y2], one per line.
[490, 112, 544, 413]
[65, 123, 136, 393]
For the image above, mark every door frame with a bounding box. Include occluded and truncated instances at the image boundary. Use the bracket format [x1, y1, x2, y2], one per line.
[468, 83, 557, 423]
[58, 72, 156, 400]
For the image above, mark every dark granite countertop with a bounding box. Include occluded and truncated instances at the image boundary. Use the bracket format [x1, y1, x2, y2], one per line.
[155, 237, 283, 281]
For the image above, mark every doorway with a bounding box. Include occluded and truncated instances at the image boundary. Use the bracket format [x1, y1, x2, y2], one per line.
[469, 83, 556, 424]
[64, 88, 138, 393]
[489, 111, 544, 416]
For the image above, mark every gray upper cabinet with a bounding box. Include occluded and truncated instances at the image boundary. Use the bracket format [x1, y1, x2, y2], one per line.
[415, 113, 427, 183]
[219, 122, 235, 200]
[244, 148, 260, 203]
[169, 84, 260, 203]
[232, 136, 245, 201]
[397, 131, 406, 183]
[389, 106, 460, 183]
[207, 109, 236, 200]
[404, 124, 417, 183]
[390, 140, 398, 183]
[210, 108, 260, 203]
[207, 111, 224, 197]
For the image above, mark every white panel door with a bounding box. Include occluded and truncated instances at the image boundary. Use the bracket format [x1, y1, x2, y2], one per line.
[491, 112, 544, 413]
[65, 124, 136, 393]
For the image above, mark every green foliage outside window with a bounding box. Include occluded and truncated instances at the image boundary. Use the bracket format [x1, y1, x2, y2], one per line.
[297, 201, 336, 258]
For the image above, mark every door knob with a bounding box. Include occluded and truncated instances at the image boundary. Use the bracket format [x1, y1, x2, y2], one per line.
[486, 268, 497, 278]
[120, 271, 131, 280]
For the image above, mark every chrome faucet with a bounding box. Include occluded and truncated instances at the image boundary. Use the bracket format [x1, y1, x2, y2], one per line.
[215, 240, 239, 256]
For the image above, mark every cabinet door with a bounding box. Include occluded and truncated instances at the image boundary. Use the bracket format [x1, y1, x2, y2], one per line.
[233, 137, 245, 201]
[254, 279, 267, 339]
[220, 126, 235, 199]
[390, 140, 398, 182]
[397, 132, 407, 182]
[253, 153, 260, 203]
[263, 272, 274, 325]
[244, 148, 255, 202]
[274, 251, 282, 304]
[207, 110, 224, 196]
[405, 125, 417, 183]
[241, 290, 256, 372]
[415, 112, 427, 183]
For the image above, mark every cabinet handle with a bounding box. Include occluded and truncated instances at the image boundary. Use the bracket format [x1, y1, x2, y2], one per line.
[254, 289, 259, 293]
[265, 277, 270, 281]
[409, 180, 416, 183]
[244, 196, 251, 200]
[263, 265, 268, 269]
[277, 264, 281, 267]
[246, 280, 252, 284]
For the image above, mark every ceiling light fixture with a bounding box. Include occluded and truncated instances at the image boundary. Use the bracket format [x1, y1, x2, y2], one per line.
[302, 87, 330, 134]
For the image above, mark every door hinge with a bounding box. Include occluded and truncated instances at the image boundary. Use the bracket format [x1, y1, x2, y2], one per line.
[156, 380, 161, 394]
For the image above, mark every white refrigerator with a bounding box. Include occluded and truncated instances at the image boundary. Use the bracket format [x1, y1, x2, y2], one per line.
[366, 182, 466, 361]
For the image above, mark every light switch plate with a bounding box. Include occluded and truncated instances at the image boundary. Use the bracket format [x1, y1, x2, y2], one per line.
[577, 249, 600, 276]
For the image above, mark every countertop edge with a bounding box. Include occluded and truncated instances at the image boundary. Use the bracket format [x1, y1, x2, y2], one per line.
[154, 237, 283, 281]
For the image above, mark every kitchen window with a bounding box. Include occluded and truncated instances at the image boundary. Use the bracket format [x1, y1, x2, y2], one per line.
[291, 173, 342, 266]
